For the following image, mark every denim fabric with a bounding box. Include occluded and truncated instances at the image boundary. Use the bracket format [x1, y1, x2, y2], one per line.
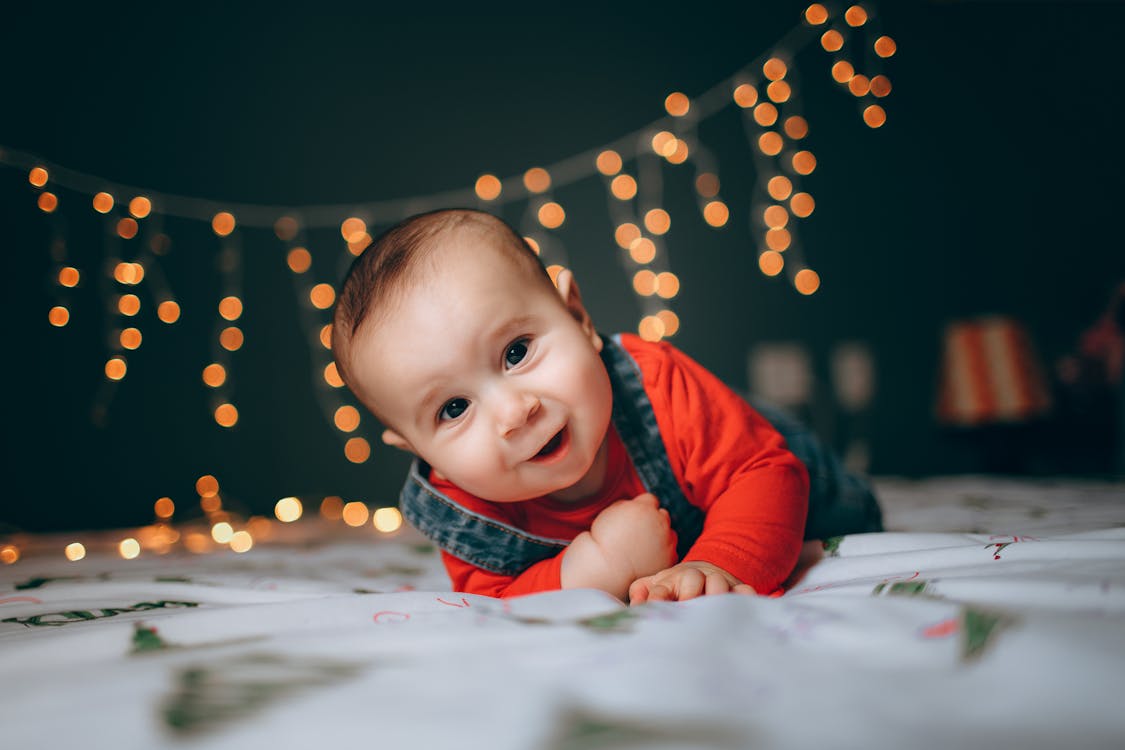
[398, 334, 881, 575]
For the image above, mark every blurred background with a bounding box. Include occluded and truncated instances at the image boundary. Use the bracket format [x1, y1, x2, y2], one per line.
[3, 1, 1123, 534]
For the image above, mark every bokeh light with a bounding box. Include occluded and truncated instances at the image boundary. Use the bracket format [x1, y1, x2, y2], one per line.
[703, 200, 729, 227]
[65, 542, 86, 561]
[215, 403, 239, 428]
[615, 223, 641, 249]
[523, 167, 551, 193]
[230, 531, 253, 553]
[334, 405, 361, 432]
[92, 192, 114, 213]
[105, 357, 127, 381]
[758, 132, 784, 156]
[342, 501, 370, 526]
[870, 75, 892, 98]
[218, 296, 243, 321]
[638, 315, 666, 342]
[120, 327, 142, 350]
[656, 310, 680, 337]
[665, 91, 690, 116]
[596, 150, 622, 175]
[475, 174, 502, 201]
[157, 300, 181, 323]
[373, 507, 404, 533]
[119, 538, 141, 559]
[275, 496, 303, 523]
[324, 362, 345, 387]
[29, 167, 49, 187]
[821, 29, 844, 52]
[784, 116, 809, 140]
[644, 209, 671, 235]
[196, 474, 220, 498]
[766, 228, 792, 252]
[129, 196, 152, 219]
[695, 173, 720, 198]
[656, 272, 680, 299]
[759, 250, 784, 276]
[754, 102, 779, 127]
[845, 5, 868, 26]
[633, 269, 658, 296]
[118, 293, 141, 316]
[538, 201, 566, 229]
[874, 35, 897, 58]
[117, 217, 139, 239]
[59, 266, 80, 287]
[287, 247, 312, 273]
[49, 306, 70, 327]
[310, 283, 336, 309]
[795, 268, 821, 295]
[212, 212, 236, 236]
[629, 238, 657, 264]
[345, 437, 371, 463]
[733, 83, 759, 108]
[202, 363, 227, 387]
[220, 326, 244, 351]
[863, 105, 887, 128]
[611, 174, 637, 200]
[792, 150, 817, 175]
[37, 192, 58, 213]
[805, 4, 829, 24]
[154, 497, 175, 519]
[791, 192, 816, 217]
[768, 176, 793, 201]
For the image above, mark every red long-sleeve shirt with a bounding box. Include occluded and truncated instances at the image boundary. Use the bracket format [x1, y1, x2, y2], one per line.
[431, 334, 809, 597]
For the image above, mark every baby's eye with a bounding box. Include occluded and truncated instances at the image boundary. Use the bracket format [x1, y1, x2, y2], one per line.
[505, 338, 530, 368]
[439, 398, 469, 421]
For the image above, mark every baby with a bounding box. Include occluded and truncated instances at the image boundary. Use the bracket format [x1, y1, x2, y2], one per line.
[332, 208, 881, 602]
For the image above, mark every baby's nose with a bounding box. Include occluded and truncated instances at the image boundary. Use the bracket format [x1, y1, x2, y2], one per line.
[496, 389, 541, 436]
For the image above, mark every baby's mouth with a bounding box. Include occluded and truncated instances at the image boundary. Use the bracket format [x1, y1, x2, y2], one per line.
[532, 427, 567, 461]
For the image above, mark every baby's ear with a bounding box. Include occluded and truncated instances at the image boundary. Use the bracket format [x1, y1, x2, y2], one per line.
[381, 429, 416, 454]
[554, 268, 602, 352]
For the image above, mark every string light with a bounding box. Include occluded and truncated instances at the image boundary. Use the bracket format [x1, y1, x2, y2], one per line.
[2, 7, 898, 519]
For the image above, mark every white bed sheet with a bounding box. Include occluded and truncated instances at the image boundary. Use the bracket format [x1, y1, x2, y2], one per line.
[2, 476, 1123, 749]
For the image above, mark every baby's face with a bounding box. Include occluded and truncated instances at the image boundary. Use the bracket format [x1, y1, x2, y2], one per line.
[348, 235, 613, 503]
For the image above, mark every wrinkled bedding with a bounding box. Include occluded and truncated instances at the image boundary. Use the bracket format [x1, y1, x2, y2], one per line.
[2, 476, 1123, 749]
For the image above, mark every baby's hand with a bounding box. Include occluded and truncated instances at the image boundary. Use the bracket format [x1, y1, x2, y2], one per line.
[628, 561, 756, 604]
[561, 493, 677, 600]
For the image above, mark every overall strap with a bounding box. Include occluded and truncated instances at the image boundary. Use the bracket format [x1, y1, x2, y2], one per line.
[602, 334, 704, 558]
[398, 460, 569, 576]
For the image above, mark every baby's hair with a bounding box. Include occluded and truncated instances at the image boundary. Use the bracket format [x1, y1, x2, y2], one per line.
[331, 208, 552, 394]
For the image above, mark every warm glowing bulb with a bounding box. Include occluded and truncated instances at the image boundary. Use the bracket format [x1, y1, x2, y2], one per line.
[611, 174, 638, 200]
[792, 150, 817, 175]
[59, 266, 80, 287]
[805, 3, 829, 24]
[334, 405, 361, 432]
[373, 507, 404, 533]
[475, 174, 502, 201]
[29, 167, 49, 187]
[655, 272, 680, 299]
[157, 300, 181, 323]
[615, 223, 642, 249]
[703, 200, 730, 227]
[848, 74, 871, 97]
[733, 84, 759, 108]
[202, 363, 227, 387]
[212, 212, 236, 236]
[324, 362, 345, 388]
[784, 116, 809, 140]
[65, 542, 86, 561]
[638, 315, 666, 342]
[753, 102, 779, 127]
[666, 139, 689, 164]
[695, 173, 720, 198]
[211, 522, 234, 544]
[538, 201, 566, 229]
[651, 130, 676, 157]
[656, 310, 680, 337]
[49, 306, 70, 327]
[230, 531, 253, 553]
[105, 357, 127, 381]
[92, 192, 114, 213]
[766, 228, 792, 252]
[117, 217, 139, 239]
[275, 496, 303, 523]
[340, 217, 367, 242]
[644, 209, 671, 235]
[633, 269, 658, 296]
[38, 192, 58, 213]
[766, 80, 791, 103]
[763, 57, 788, 81]
[155, 497, 175, 518]
[196, 474, 220, 498]
[215, 403, 239, 427]
[119, 538, 141, 559]
[874, 35, 897, 58]
[320, 496, 344, 520]
[220, 326, 244, 351]
[345, 437, 371, 463]
[120, 327, 143, 350]
[759, 251, 785, 276]
[310, 283, 336, 309]
[768, 176, 793, 201]
[791, 192, 816, 217]
[118, 293, 141, 316]
[342, 501, 370, 526]
[863, 105, 887, 128]
[845, 5, 868, 26]
[665, 91, 690, 116]
[795, 268, 821, 294]
[523, 167, 551, 194]
[129, 196, 152, 219]
[596, 150, 622, 176]
[832, 60, 855, 83]
[821, 30, 844, 52]
[287, 247, 312, 273]
[758, 132, 784, 156]
[218, 296, 243, 321]
[764, 205, 790, 229]
[629, 238, 657, 264]
[870, 75, 892, 98]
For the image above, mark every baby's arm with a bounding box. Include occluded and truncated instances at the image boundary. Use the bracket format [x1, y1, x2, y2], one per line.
[561, 493, 678, 600]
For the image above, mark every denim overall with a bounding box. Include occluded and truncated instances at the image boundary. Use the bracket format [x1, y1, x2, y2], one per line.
[398, 334, 882, 576]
